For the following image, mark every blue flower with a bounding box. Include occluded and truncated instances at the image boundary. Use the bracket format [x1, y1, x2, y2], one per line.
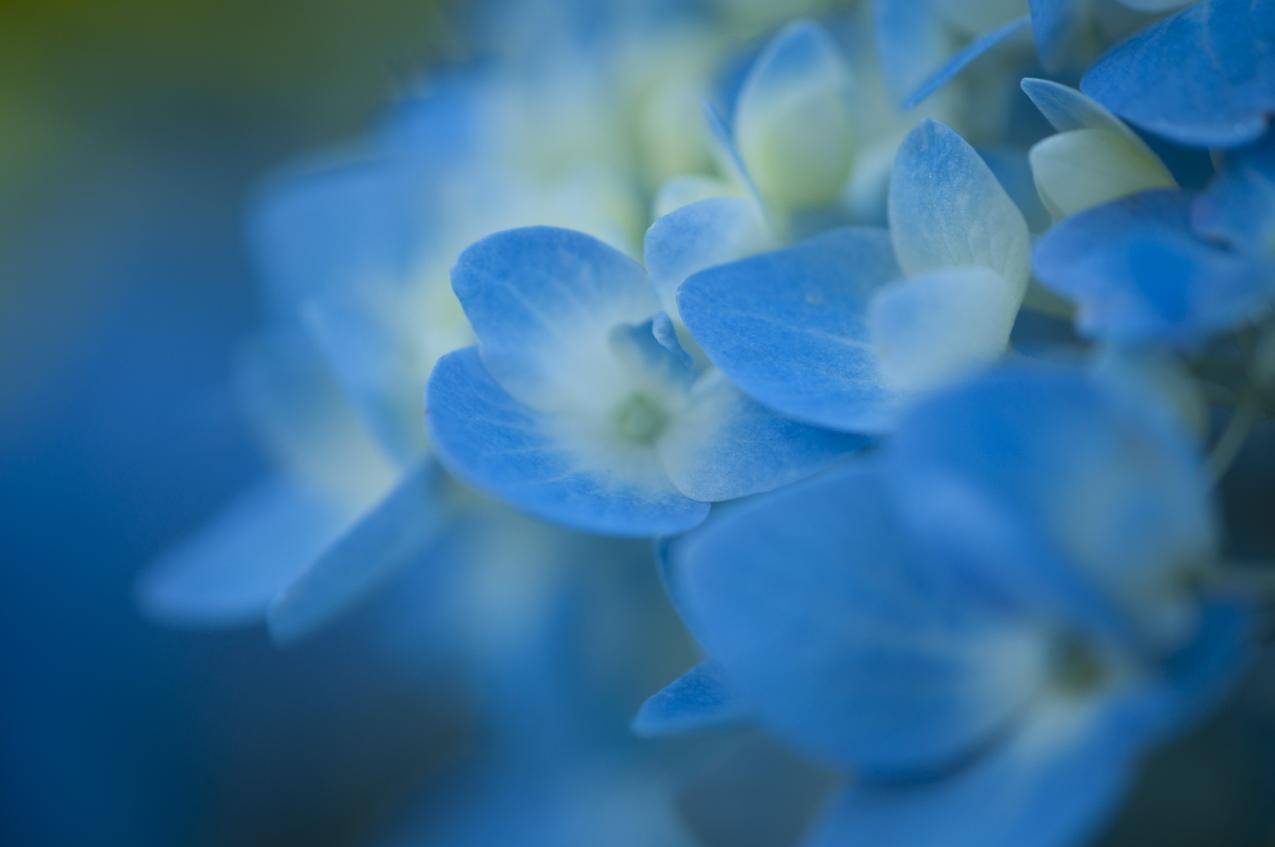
[675, 118, 1030, 432]
[1033, 188, 1275, 345]
[426, 226, 864, 536]
[642, 362, 1251, 846]
[1081, 0, 1275, 148]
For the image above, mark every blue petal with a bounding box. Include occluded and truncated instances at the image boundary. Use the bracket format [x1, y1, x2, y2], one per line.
[1029, 0, 1087, 71]
[234, 329, 399, 500]
[137, 477, 348, 627]
[669, 462, 1040, 775]
[889, 120, 1031, 297]
[1192, 133, 1275, 257]
[1021, 77, 1153, 145]
[302, 287, 432, 464]
[658, 372, 867, 502]
[632, 661, 748, 737]
[427, 347, 708, 537]
[267, 462, 451, 645]
[903, 16, 1032, 109]
[868, 266, 1019, 394]
[1033, 189, 1275, 344]
[1080, 0, 1275, 148]
[644, 196, 772, 321]
[874, 0, 954, 104]
[886, 361, 1218, 647]
[806, 716, 1135, 847]
[677, 228, 900, 433]
[609, 316, 696, 387]
[704, 103, 765, 210]
[250, 153, 421, 316]
[451, 226, 660, 405]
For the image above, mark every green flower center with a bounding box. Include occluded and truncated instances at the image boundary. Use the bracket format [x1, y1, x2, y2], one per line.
[611, 392, 669, 445]
[1048, 634, 1108, 697]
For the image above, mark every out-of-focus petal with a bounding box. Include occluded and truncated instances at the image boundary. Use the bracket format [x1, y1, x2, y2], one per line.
[670, 463, 1045, 775]
[887, 362, 1218, 646]
[734, 20, 856, 211]
[1192, 133, 1275, 257]
[267, 462, 452, 645]
[1033, 190, 1275, 344]
[904, 16, 1031, 108]
[868, 266, 1018, 393]
[632, 661, 748, 736]
[138, 477, 348, 627]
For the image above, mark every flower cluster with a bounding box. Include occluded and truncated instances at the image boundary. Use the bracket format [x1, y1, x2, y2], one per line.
[143, 0, 1274, 844]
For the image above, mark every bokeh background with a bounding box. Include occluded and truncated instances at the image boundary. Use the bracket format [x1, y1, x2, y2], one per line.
[1, 3, 464, 844]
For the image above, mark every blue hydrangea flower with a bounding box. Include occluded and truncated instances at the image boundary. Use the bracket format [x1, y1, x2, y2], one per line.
[426, 226, 864, 536]
[1081, 0, 1275, 148]
[675, 118, 1030, 432]
[642, 362, 1252, 846]
[1033, 188, 1275, 345]
[140, 17, 734, 639]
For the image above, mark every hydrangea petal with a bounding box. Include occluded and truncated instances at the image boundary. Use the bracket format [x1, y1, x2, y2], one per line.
[1192, 133, 1275, 257]
[806, 716, 1134, 847]
[889, 120, 1031, 298]
[235, 329, 398, 504]
[632, 661, 748, 737]
[451, 227, 660, 407]
[658, 372, 866, 502]
[427, 347, 708, 536]
[868, 266, 1018, 394]
[1033, 189, 1275, 344]
[887, 362, 1218, 646]
[677, 228, 901, 433]
[1029, 128, 1176, 219]
[1080, 0, 1275, 148]
[1021, 77, 1149, 145]
[250, 153, 420, 315]
[704, 104, 765, 210]
[267, 462, 451, 646]
[734, 20, 855, 211]
[670, 463, 1043, 775]
[644, 197, 772, 321]
[874, 0, 955, 104]
[1029, 0, 1091, 71]
[302, 288, 433, 464]
[137, 477, 348, 627]
[903, 16, 1032, 109]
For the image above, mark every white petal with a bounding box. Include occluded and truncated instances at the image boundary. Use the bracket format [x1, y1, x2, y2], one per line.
[869, 266, 1017, 394]
[1029, 128, 1176, 220]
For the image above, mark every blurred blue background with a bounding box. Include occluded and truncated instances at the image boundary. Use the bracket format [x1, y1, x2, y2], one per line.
[0, 3, 463, 844]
